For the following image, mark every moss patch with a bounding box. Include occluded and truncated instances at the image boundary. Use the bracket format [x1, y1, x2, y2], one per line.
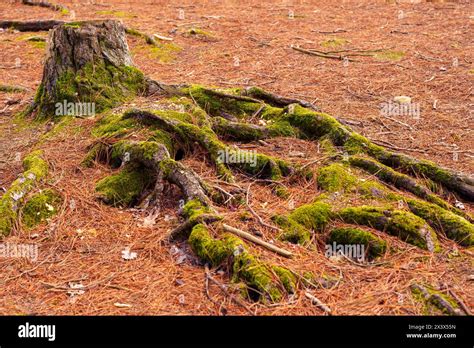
[21, 189, 62, 228]
[92, 113, 139, 138]
[185, 28, 216, 40]
[272, 215, 311, 245]
[406, 199, 474, 247]
[374, 50, 405, 61]
[411, 283, 463, 316]
[188, 223, 292, 302]
[133, 43, 182, 63]
[95, 165, 154, 207]
[317, 163, 357, 192]
[320, 37, 349, 48]
[338, 206, 440, 251]
[35, 61, 146, 119]
[328, 227, 387, 260]
[0, 150, 48, 237]
[289, 201, 332, 232]
[95, 10, 135, 18]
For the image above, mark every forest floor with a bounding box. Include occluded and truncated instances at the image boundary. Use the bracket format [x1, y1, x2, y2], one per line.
[0, 0, 473, 315]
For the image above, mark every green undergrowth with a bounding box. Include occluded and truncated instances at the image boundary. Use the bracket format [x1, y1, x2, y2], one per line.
[132, 43, 182, 63]
[95, 164, 154, 207]
[21, 189, 62, 228]
[188, 223, 296, 302]
[34, 61, 145, 119]
[411, 283, 463, 315]
[328, 227, 387, 260]
[338, 206, 440, 251]
[0, 151, 49, 237]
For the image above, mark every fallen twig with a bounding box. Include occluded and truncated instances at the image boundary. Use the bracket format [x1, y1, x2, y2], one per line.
[291, 45, 356, 62]
[222, 223, 293, 258]
[304, 291, 332, 314]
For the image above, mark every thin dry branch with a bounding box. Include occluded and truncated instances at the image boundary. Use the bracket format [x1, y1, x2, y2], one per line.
[222, 223, 293, 258]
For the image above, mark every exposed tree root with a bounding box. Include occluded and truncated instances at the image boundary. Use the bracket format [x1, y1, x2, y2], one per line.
[0, 84, 29, 93]
[0, 151, 60, 236]
[410, 283, 467, 316]
[11, 19, 473, 306]
[21, 0, 69, 14]
[0, 20, 64, 31]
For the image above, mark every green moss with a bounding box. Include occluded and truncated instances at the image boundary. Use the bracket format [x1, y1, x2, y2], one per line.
[188, 224, 288, 302]
[411, 284, 462, 316]
[182, 199, 211, 221]
[267, 120, 298, 138]
[232, 251, 283, 302]
[36, 61, 145, 118]
[317, 163, 357, 192]
[239, 211, 252, 221]
[21, 189, 62, 228]
[406, 200, 474, 247]
[282, 104, 349, 141]
[152, 109, 193, 124]
[110, 140, 166, 166]
[374, 50, 405, 61]
[318, 137, 338, 156]
[234, 152, 290, 180]
[0, 150, 48, 237]
[95, 165, 153, 207]
[92, 113, 139, 138]
[96, 10, 135, 18]
[133, 42, 182, 63]
[29, 40, 46, 49]
[273, 266, 296, 293]
[272, 215, 311, 245]
[188, 224, 236, 266]
[149, 129, 175, 154]
[273, 185, 289, 198]
[260, 105, 284, 120]
[349, 155, 452, 210]
[63, 22, 81, 28]
[343, 133, 372, 154]
[328, 227, 387, 259]
[289, 201, 332, 232]
[320, 37, 349, 48]
[212, 117, 267, 141]
[0, 84, 26, 93]
[186, 28, 215, 39]
[338, 206, 440, 251]
[186, 85, 262, 118]
[356, 180, 389, 198]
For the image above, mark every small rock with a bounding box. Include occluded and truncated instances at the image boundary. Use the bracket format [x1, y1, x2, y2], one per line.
[393, 96, 412, 104]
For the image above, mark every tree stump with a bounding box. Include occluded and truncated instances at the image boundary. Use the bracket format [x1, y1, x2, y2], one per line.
[33, 20, 146, 118]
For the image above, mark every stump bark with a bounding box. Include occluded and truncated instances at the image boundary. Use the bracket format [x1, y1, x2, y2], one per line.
[32, 20, 146, 118]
